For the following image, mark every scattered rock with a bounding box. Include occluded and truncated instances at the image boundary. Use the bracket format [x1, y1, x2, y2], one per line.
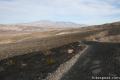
[0, 42, 85, 80]
[67, 49, 74, 54]
[21, 63, 27, 67]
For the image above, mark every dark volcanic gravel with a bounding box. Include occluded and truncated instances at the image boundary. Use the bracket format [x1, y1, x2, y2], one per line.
[60, 42, 120, 80]
[0, 42, 85, 80]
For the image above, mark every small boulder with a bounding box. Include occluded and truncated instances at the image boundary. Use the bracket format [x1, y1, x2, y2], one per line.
[68, 49, 74, 54]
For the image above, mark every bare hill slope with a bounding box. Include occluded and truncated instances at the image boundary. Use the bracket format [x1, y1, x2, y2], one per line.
[0, 21, 119, 60]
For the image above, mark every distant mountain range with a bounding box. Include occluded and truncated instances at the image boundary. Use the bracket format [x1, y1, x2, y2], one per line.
[19, 20, 86, 28]
[0, 20, 86, 32]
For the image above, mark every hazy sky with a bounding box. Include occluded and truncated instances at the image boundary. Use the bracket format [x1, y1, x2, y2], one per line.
[0, 0, 120, 24]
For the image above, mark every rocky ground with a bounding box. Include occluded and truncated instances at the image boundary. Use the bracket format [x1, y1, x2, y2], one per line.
[59, 42, 120, 80]
[0, 21, 120, 80]
[0, 42, 85, 80]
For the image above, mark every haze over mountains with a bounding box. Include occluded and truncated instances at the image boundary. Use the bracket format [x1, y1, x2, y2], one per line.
[0, 21, 86, 32]
[20, 20, 86, 27]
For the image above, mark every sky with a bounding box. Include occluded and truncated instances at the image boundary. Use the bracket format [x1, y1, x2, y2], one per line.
[0, 0, 120, 25]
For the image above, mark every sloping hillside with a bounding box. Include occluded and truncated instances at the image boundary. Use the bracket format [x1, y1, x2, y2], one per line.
[0, 21, 119, 60]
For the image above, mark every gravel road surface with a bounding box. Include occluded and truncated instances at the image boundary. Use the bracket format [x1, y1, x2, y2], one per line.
[59, 42, 120, 80]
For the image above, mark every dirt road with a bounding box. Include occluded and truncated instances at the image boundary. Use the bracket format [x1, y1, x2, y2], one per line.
[49, 41, 120, 80]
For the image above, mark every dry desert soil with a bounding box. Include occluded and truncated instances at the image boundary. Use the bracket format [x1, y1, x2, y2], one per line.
[0, 21, 120, 80]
